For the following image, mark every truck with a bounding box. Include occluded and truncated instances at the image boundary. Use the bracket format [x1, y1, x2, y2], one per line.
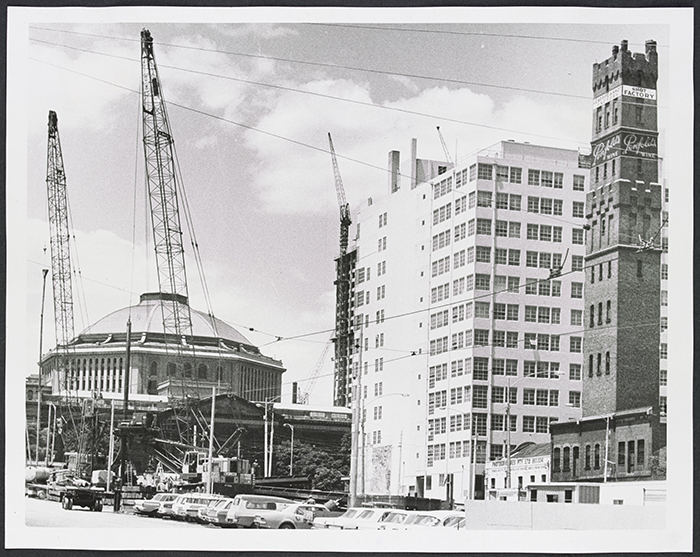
[26, 467, 105, 511]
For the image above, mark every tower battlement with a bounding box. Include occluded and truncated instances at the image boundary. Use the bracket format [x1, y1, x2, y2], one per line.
[592, 40, 658, 94]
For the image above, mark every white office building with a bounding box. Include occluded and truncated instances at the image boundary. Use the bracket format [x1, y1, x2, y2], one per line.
[349, 139, 587, 503]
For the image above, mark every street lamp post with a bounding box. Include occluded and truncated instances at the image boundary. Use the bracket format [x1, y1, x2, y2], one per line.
[283, 423, 294, 476]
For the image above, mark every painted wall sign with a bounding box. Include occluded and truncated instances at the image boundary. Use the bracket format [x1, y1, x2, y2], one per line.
[622, 85, 657, 100]
[592, 134, 621, 164]
[578, 153, 593, 169]
[593, 86, 622, 109]
[621, 132, 658, 159]
[592, 132, 658, 165]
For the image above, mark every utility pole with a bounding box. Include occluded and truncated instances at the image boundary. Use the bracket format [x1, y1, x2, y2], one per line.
[36, 268, 49, 464]
[207, 386, 216, 494]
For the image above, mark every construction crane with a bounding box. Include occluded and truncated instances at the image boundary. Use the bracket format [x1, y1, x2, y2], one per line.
[299, 339, 333, 404]
[140, 29, 194, 397]
[436, 126, 453, 166]
[328, 133, 355, 407]
[45, 110, 75, 395]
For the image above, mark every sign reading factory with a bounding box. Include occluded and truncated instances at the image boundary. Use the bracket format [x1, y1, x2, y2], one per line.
[592, 85, 657, 108]
[592, 131, 658, 165]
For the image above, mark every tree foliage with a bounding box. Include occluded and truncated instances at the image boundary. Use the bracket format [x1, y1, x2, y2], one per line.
[271, 433, 350, 492]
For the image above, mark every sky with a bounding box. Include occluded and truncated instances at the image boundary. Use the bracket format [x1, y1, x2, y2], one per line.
[12, 11, 672, 407]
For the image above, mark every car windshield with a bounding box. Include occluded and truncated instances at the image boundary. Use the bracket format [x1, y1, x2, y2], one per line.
[383, 512, 407, 524]
[357, 510, 375, 520]
[414, 515, 440, 526]
[340, 509, 359, 519]
[443, 516, 464, 527]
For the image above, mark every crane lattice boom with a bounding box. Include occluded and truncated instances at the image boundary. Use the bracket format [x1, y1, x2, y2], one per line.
[328, 133, 352, 255]
[140, 29, 192, 339]
[46, 110, 75, 392]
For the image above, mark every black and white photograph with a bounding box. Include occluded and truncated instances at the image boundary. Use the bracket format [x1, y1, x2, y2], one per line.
[5, 5, 693, 552]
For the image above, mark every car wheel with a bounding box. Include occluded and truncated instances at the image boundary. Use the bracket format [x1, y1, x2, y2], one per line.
[94, 500, 103, 512]
[279, 523, 295, 530]
[63, 497, 73, 510]
[37, 490, 46, 500]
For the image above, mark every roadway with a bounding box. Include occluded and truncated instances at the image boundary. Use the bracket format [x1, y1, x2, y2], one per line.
[24, 497, 204, 528]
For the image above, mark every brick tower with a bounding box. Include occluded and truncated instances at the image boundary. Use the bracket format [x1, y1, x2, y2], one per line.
[583, 39, 662, 417]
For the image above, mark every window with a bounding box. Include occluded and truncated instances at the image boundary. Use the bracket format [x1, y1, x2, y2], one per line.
[508, 221, 521, 238]
[570, 337, 582, 353]
[571, 309, 582, 326]
[495, 220, 508, 237]
[472, 385, 488, 408]
[572, 202, 585, 218]
[589, 305, 595, 328]
[509, 195, 522, 211]
[510, 167, 522, 183]
[540, 198, 553, 215]
[572, 255, 583, 272]
[526, 251, 538, 268]
[524, 306, 537, 323]
[523, 389, 535, 405]
[553, 199, 563, 216]
[477, 163, 493, 180]
[661, 263, 668, 280]
[569, 391, 581, 408]
[563, 447, 571, 471]
[637, 440, 645, 467]
[523, 416, 535, 433]
[527, 223, 539, 240]
[477, 190, 493, 207]
[606, 300, 611, 323]
[506, 332, 518, 349]
[475, 302, 490, 319]
[573, 175, 585, 191]
[475, 274, 490, 291]
[572, 229, 584, 244]
[527, 196, 539, 213]
[539, 252, 551, 269]
[553, 448, 561, 471]
[505, 249, 520, 267]
[476, 219, 492, 235]
[507, 304, 519, 321]
[541, 171, 553, 188]
[536, 416, 549, 433]
[528, 169, 540, 186]
[569, 364, 581, 381]
[536, 389, 549, 406]
[474, 329, 489, 346]
[493, 303, 506, 320]
[492, 359, 505, 376]
[476, 246, 491, 263]
[660, 343, 667, 359]
[661, 291, 668, 306]
[496, 193, 509, 210]
[553, 226, 563, 243]
[618, 441, 626, 467]
[571, 282, 583, 299]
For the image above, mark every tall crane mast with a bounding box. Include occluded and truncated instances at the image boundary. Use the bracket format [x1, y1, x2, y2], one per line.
[46, 110, 75, 394]
[140, 29, 193, 356]
[328, 133, 354, 407]
[436, 126, 453, 166]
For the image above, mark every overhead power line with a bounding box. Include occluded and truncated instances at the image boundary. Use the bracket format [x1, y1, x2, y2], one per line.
[302, 22, 668, 49]
[29, 26, 592, 101]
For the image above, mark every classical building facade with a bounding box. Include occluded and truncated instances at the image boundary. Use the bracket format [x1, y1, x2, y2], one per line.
[39, 292, 285, 405]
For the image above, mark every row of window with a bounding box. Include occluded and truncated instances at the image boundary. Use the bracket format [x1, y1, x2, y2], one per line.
[429, 358, 582, 382]
[553, 438, 646, 475]
[429, 330, 584, 354]
[430, 275, 578, 302]
[589, 301, 613, 327]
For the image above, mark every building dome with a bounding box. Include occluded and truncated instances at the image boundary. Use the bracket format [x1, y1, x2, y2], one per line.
[79, 292, 254, 349]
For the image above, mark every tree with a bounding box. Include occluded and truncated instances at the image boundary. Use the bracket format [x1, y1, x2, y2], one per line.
[271, 433, 350, 491]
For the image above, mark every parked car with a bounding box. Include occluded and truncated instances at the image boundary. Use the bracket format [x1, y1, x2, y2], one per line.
[134, 493, 179, 517]
[312, 507, 362, 529]
[170, 493, 223, 522]
[223, 494, 294, 528]
[254, 502, 342, 530]
[374, 509, 411, 530]
[201, 497, 236, 526]
[323, 507, 394, 530]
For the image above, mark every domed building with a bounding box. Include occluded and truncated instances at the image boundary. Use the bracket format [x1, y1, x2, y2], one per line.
[40, 293, 285, 406]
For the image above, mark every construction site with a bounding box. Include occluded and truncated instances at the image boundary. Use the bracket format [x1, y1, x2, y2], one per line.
[25, 28, 352, 508]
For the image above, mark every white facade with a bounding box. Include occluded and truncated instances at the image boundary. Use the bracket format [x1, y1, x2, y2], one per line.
[351, 140, 587, 504]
